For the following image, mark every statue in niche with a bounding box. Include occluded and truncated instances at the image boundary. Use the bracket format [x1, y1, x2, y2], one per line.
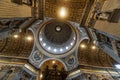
[42, 65, 50, 80]
[60, 67, 68, 80]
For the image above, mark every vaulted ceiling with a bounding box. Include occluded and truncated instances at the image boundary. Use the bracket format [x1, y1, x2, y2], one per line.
[0, 31, 34, 58]
[0, 0, 119, 74]
[0, 0, 117, 69]
[45, 0, 87, 22]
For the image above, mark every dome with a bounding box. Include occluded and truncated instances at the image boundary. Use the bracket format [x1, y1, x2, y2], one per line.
[39, 20, 77, 55]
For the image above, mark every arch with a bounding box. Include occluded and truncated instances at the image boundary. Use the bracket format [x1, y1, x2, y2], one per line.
[79, 37, 89, 45]
[39, 58, 68, 71]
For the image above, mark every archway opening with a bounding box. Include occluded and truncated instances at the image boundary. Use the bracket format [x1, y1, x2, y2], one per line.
[39, 59, 68, 80]
[40, 59, 66, 71]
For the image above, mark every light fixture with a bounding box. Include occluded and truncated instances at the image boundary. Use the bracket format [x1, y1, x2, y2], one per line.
[70, 42, 73, 46]
[54, 49, 57, 52]
[40, 38, 43, 41]
[40, 74, 43, 79]
[58, 7, 67, 18]
[73, 37, 76, 40]
[43, 43, 46, 47]
[93, 40, 96, 44]
[60, 48, 63, 52]
[115, 64, 120, 69]
[66, 46, 69, 50]
[13, 34, 19, 38]
[52, 60, 56, 64]
[26, 36, 33, 41]
[91, 45, 96, 50]
[80, 44, 86, 48]
[48, 47, 51, 50]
